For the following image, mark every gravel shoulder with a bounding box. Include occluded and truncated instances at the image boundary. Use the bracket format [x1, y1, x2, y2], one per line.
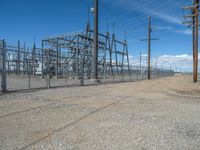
[0, 75, 200, 150]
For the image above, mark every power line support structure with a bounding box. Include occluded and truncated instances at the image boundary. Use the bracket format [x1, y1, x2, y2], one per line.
[148, 16, 151, 80]
[195, 0, 199, 82]
[183, 0, 199, 83]
[93, 0, 98, 79]
[140, 16, 159, 80]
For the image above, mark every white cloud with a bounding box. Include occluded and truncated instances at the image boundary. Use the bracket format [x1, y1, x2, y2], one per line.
[129, 53, 200, 72]
[141, 7, 182, 25]
[155, 26, 172, 30]
[129, 55, 139, 65]
[129, 54, 148, 66]
[176, 29, 192, 35]
[104, 0, 182, 25]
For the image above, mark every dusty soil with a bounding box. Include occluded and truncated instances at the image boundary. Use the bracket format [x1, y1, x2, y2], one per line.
[0, 75, 200, 150]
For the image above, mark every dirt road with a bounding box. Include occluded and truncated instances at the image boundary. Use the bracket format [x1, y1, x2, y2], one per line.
[0, 75, 200, 150]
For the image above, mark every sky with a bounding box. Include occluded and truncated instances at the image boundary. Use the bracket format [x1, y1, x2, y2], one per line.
[0, 0, 199, 72]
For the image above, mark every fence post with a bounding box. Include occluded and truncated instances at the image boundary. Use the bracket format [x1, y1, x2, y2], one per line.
[141, 67, 143, 80]
[46, 72, 50, 89]
[17, 40, 20, 75]
[28, 60, 31, 89]
[46, 49, 50, 89]
[136, 66, 138, 80]
[41, 40, 44, 78]
[80, 56, 84, 86]
[1, 39, 7, 93]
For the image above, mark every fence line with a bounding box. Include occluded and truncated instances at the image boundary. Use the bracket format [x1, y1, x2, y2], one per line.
[0, 39, 174, 93]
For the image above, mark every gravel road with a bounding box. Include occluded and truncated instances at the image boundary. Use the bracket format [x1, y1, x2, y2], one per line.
[0, 75, 200, 150]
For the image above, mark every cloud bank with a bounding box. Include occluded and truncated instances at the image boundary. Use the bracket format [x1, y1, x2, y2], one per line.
[129, 53, 200, 72]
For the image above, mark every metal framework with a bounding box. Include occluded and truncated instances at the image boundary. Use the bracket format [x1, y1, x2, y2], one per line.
[41, 25, 131, 81]
[0, 24, 174, 93]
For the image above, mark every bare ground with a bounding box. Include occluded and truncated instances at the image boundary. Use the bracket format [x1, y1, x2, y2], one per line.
[0, 75, 200, 150]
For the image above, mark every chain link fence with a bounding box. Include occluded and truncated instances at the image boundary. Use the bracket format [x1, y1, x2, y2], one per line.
[0, 39, 174, 93]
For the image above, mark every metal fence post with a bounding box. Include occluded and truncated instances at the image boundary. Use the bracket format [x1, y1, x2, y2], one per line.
[46, 72, 50, 89]
[136, 66, 138, 80]
[141, 67, 143, 80]
[28, 60, 31, 89]
[46, 49, 50, 89]
[80, 55, 85, 86]
[1, 39, 7, 93]
[17, 40, 20, 75]
[41, 40, 44, 79]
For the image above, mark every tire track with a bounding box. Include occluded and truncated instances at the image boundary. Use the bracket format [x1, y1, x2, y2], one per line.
[19, 81, 156, 150]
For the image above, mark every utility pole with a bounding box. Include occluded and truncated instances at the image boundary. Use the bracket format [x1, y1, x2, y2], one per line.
[93, 0, 98, 79]
[195, 0, 199, 82]
[148, 16, 151, 80]
[183, 0, 199, 82]
[192, 7, 195, 82]
[140, 16, 159, 80]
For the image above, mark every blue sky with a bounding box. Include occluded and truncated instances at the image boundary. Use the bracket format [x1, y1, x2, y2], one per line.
[0, 0, 198, 71]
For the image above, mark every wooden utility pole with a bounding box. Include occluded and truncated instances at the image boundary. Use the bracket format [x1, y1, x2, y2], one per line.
[148, 16, 151, 80]
[192, 6, 196, 82]
[93, 0, 98, 79]
[183, 0, 199, 82]
[194, 0, 199, 82]
[140, 16, 159, 80]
